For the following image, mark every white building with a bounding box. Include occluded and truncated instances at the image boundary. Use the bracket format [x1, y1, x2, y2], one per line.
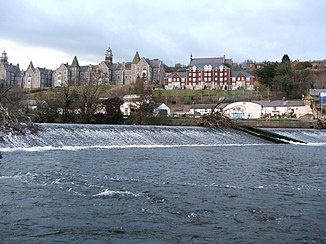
[256, 100, 312, 118]
[223, 101, 262, 119]
[154, 103, 171, 116]
[120, 95, 141, 116]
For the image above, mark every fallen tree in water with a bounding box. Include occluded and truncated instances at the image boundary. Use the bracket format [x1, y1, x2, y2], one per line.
[316, 118, 326, 129]
[0, 86, 40, 141]
[0, 103, 40, 137]
[200, 108, 233, 128]
[198, 99, 305, 144]
[199, 97, 233, 128]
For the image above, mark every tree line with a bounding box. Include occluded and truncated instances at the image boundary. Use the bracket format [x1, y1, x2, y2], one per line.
[255, 54, 314, 98]
[0, 75, 156, 128]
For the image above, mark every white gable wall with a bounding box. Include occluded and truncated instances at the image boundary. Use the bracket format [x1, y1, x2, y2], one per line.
[223, 102, 262, 119]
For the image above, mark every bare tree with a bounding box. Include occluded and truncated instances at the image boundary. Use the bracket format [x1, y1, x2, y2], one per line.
[0, 83, 39, 138]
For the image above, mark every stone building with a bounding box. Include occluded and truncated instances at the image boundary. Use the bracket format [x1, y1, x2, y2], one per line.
[23, 61, 52, 88]
[52, 55, 110, 87]
[53, 48, 165, 86]
[106, 49, 165, 85]
[0, 50, 23, 87]
[4, 47, 165, 88]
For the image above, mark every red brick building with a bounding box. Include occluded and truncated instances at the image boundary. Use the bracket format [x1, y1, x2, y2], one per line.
[230, 71, 256, 90]
[310, 60, 326, 70]
[164, 72, 186, 89]
[186, 56, 232, 89]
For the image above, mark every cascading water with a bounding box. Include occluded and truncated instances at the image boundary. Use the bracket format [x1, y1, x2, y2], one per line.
[267, 128, 326, 144]
[0, 123, 271, 151]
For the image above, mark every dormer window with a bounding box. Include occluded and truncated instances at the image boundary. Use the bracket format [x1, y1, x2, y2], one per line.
[204, 64, 212, 72]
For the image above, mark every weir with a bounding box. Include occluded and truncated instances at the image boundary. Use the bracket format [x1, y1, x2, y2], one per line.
[235, 126, 306, 144]
[1, 124, 325, 150]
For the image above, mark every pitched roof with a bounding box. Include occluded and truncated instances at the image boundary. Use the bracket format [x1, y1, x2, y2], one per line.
[2, 62, 20, 73]
[190, 57, 225, 66]
[166, 72, 186, 79]
[190, 103, 227, 109]
[148, 59, 161, 68]
[255, 100, 305, 107]
[190, 56, 233, 65]
[80, 65, 92, 72]
[110, 63, 124, 71]
[27, 61, 35, 71]
[37, 67, 53, 74]
[132, 51, 141, 64]
[71, 56, 80, 68]
[231, 70, 254, 78]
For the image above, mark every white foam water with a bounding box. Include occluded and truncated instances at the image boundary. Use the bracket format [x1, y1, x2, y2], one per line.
[0, 143, 271, 152]
[93, 189, 141, 197]
[0, 124, 271, 150]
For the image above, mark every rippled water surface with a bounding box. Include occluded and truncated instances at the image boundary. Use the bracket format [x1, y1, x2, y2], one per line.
[0, 124, 325, 243]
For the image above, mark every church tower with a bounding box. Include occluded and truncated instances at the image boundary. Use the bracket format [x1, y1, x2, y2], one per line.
[105, 47, 113, 65]
[1, 50, 8, 64]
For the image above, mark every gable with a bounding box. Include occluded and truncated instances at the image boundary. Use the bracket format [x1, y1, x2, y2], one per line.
[138, 58, 149, 66]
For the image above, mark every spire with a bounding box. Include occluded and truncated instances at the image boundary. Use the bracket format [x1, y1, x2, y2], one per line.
[0, 50, 8, 64]
[132, 51, 140, 64]
[190, 53, 193, 62]
[71, 56, 80, 68]
[27, 61, 34, 70]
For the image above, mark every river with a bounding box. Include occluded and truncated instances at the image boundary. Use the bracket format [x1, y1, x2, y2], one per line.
[0, 124, 325, 243]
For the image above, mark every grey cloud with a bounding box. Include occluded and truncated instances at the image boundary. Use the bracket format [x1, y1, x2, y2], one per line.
[1, 0, 326, 67]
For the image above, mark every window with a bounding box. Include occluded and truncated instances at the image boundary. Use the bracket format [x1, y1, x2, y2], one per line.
[220, 77, 223, 81]
[27, 76, 32, 88]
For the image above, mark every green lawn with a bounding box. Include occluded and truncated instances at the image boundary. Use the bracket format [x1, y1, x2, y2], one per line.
[152, 89, 257, 97]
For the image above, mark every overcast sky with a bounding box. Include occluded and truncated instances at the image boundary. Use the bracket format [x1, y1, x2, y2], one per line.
[1, 0, 325, 70]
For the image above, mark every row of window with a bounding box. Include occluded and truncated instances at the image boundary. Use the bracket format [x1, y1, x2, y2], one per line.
[188, 71, 228, 77]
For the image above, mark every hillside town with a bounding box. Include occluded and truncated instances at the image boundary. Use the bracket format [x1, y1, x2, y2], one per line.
[0, 48, 326, 127]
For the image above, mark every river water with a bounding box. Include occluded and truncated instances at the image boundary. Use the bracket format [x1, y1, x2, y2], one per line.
[0, 124, 325, 243]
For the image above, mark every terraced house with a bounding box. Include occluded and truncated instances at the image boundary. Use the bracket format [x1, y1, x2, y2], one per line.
[165, 54, 256, 90]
